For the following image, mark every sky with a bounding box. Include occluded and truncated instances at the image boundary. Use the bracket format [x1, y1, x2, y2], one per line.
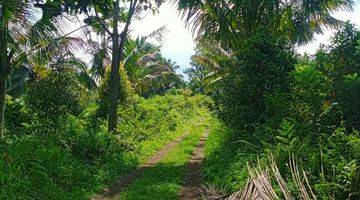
[131, 2, 360, 75]
[131, 3, 195, 76]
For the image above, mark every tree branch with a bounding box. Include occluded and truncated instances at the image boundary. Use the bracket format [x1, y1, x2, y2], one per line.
[94, 11, 113, 36]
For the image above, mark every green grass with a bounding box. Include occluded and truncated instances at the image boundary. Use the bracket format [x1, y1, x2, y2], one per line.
[202, 118, 257, 193]
[119, 124, 207, 200]
[135, 113, 202, 163]
[0, 94, 213, 200]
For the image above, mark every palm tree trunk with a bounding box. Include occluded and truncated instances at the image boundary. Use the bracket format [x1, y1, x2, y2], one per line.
[0, 79, 5, 138]
[108, 0, 137, 133]
[108, 0, 121, 133]
[0, 5, 8, 138]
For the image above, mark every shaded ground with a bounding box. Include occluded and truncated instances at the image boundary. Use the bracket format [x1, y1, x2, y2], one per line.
[178, 129, 209, 200]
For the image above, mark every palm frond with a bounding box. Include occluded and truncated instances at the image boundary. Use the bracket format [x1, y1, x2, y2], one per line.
[144, 25, 168, 43]
[200, 155, 317, 200]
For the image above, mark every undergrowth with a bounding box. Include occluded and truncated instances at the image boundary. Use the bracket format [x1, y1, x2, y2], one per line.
[202, 119, 257, 193]
[0, 94, 211, 200]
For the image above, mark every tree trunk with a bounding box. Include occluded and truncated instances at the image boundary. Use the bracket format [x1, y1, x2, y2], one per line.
[0, 79, 5, 138]
[0, 4, 8, 138]
[108, 0, 121, 133]
[108, 0, 137, 133]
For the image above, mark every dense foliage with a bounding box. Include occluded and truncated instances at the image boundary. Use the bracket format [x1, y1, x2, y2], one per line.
[198, 22, 360, 200]
[218, 30, 296, 131]
[1, 0, 360, 199]
[1, 93, 210, 199]
[0, 2, 198, 199]
[25, 70, 83, 120]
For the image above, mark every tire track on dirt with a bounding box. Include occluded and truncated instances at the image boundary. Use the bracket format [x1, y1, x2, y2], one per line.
[178, 128, 209, 200]
[92, 131, 191, 200]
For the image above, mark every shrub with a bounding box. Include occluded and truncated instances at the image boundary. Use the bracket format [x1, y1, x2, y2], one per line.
[25, 70, 83, 119]
[205, 25, 360, 199]
[97, 67, 136, 118]
[218, 29, 296, 133]
[4, 96, 30, 134]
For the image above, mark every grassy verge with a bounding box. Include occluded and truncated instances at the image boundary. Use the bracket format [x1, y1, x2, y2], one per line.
[119, 123, 207, 200]
[202, 118, 257, 193]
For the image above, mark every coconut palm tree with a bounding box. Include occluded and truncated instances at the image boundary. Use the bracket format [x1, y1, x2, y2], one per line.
[176, 0, 355, 45]
[122, 35, 162, 87]
[137, 57, 184, 96]
[192, 43, 229, 92]
[114, 36, 184, 96]
[0, 0, 87, 137]
[75, 0, 165, 132]
[185, 41, 230, 94]
[85, 25, 183, 96]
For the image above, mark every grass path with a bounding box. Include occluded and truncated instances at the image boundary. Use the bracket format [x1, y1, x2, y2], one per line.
[178, 129, 209, 199]
[119, 124, 207, 200]
[92, 131, 193, 200]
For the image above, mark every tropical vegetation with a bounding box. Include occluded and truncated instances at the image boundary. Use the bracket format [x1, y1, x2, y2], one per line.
[1, 0, 359, 199]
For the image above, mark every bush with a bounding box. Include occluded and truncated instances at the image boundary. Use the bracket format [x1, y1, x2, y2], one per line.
[97, 67, 136, 118]
[204, 24, 360, 200]
[218, 29, 296, 133]
[203, 119, 259, 192]
[4, 96, 30, 134]
[315, 23, 360, 130]
[0, 137, 97, 200]
[25, 70, 83, 119]
[315, 128, 360, 199]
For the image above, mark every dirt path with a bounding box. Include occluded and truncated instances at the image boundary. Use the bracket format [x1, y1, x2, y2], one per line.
[178, 129, 209, 200]
[92, 131, 191, 200]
